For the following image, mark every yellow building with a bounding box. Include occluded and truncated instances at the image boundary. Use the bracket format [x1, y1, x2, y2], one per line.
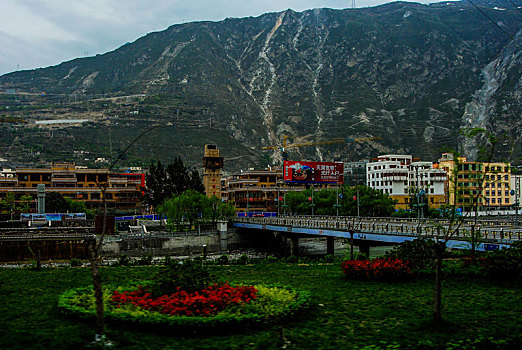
[225, 168, 337, 213]
[0, 162, 144, 211]
[438, 153, 512, 210]
[225, 169, 284, 213]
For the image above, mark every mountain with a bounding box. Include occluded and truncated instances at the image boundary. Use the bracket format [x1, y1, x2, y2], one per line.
[0, 0, 521, 171]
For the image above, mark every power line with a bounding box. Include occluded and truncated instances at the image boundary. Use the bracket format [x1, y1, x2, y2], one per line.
[467, 0, 522, 49]
[507, 0, 522, 15]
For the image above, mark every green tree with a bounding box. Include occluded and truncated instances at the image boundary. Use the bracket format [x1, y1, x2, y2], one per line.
[0, 192, 16, 219]
[161, 192, 235, 230]
[339, 185, 396, 217]
[205, 195, 236, 224]
[144, 158, 204, 212]
[18, 194, 34, 213]
[284, 185, 395, 217]
[188, 168, 205, 194]
[160, 190, 206, 230]
[46, 192, 69, 213]
[143, 161, 168, 209]
[64, 197, 89, 214]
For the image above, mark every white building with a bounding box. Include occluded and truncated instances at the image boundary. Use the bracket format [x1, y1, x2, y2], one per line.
[366, 155, 446, 209]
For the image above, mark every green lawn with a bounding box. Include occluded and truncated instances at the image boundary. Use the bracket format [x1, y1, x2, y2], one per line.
[0, 263, 521, 349]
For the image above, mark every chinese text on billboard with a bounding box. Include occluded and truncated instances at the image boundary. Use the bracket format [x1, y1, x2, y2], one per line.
[283, 161, 344, 184]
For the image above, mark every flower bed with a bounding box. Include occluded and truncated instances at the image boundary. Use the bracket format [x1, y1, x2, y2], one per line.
[58, 283, 310, 331]
[341, 258, 412, 281]
[111, 283, 257, 317]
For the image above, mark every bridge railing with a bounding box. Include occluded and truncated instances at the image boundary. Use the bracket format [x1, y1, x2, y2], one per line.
[235, 216, 522, 242]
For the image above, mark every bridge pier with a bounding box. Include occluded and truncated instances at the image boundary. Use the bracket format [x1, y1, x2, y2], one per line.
[358, 241, 371, 257]
[326, 236, 334, 255]
[217, 221, 228, 252]
[290, 237, 299, 257]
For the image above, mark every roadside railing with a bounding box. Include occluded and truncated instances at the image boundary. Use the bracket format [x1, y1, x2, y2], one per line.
[235, 215, 522, 242]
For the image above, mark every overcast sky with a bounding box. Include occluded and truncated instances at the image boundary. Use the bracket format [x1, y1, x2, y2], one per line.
[0, 0, 443, 76]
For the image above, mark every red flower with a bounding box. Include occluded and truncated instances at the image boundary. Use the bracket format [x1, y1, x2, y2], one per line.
[341, 259, 411, 281]
[110, 284, 257, 317]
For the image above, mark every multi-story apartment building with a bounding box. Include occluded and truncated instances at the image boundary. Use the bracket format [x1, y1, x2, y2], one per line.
[0, 163, 144, 211]
[224, 167, 346, 213]
[366, 155, 446, 210]
[438, 153, 512, 210]
[225, 169, 286, 213]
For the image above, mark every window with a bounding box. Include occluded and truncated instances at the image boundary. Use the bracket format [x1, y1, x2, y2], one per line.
[505, 190, 509, 196]
[492, 198, 496, 204]
[498, 190, 502, 196]
[486, 190, 489, 196]
[485, 183, 489, 188]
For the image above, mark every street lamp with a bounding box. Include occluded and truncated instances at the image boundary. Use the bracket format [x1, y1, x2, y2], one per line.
[281, 189, 288, 216]
[309, 185, 315, 216]
[333, 181, 341, 216]
[512, 177, 520, 226]
[246, 186, 250, 217]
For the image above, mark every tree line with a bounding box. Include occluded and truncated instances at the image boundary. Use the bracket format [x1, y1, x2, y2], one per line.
[143, 158, 235, 229]
[282, 185, 396, 217]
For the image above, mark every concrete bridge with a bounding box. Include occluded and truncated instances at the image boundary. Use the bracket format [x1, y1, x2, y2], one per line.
[233, 215, 522, 256]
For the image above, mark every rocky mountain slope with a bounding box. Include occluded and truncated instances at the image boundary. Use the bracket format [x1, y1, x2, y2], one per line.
[0, 0, 521, 170]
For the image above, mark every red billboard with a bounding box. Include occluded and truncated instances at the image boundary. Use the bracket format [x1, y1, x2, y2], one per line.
[283, 161, 344, 184]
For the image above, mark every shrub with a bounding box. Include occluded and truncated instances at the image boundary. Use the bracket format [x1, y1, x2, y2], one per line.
[354, 252, 368, 261]
[163, 255, 172, 265]
[58, 284, 311, 331]
[384, 238, 436, 270]
[217, 255, 229, 265]
[69, 258, 82, 267]
[483, 243, 522, 283]
[150, 259, 215, 297]
[323, 254, 335, 263]
[341, 259, 412, 281]
[285, 255, 298, 264]
[118, 254, 131, 266]
[237, 254, 249, 265]
[137, 254, 153, 266]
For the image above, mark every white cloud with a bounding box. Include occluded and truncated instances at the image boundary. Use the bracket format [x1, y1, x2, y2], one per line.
[0, 0, 443, 76]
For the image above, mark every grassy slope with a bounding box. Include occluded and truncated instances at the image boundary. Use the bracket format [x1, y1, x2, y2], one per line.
[0, 263, 521, 349]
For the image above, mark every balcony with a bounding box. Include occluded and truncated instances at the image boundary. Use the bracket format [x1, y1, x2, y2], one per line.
[108, 177, 127, 184]
[51, 177, 77, 183]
